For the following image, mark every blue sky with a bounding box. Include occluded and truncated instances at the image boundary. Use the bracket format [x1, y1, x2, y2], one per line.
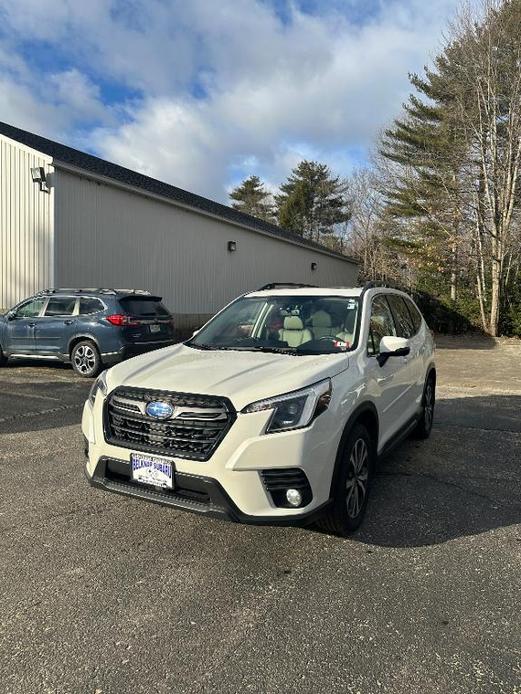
[0, 0, 460, 201]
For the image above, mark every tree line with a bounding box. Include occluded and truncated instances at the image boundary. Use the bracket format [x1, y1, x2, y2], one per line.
[229, 0, 521, 337]
[229, 162, 351, 245]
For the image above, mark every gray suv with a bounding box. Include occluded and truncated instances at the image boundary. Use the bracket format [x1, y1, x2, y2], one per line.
[0, 288, 175, 377]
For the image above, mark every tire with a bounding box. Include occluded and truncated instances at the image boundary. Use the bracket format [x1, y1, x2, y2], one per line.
[71, 340, 101, 378]
[0, 345, 6, 367]
[413, 375, 435, 440]
[317, 423, 375, 536]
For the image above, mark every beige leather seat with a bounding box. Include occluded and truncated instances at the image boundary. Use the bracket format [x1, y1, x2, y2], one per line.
[309, 310, 337, 339]
[279, 316, 313, 347]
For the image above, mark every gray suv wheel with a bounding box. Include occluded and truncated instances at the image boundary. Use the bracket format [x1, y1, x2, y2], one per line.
[71, 341, 101, 378]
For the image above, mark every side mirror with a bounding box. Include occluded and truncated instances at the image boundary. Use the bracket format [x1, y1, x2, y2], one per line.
[6, 310, 16, 321]
[377, 336, 410, 366]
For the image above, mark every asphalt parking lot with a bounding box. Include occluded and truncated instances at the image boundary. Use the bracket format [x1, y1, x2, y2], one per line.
[1, 338, 520, 694]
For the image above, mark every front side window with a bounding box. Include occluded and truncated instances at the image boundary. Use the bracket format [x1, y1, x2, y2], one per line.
[15, 298, 46, 318]
[387, 295, 415, 339]
[45, 297, 76, 316]
[188, 295, 360, 355]
[404, 297, 423, 333]
[367, 295, 397, 356]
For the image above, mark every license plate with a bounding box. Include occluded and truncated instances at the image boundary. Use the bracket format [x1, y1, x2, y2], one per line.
[131, 453, 173, 489]
[150, 324, 161, 333]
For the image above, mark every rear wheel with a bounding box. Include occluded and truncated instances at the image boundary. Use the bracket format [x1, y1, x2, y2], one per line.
[71, 341, 101, 378]
[413, 375, 435, 439]
[317, 423, 375, 536]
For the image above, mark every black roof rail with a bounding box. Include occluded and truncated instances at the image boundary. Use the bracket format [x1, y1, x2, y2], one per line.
[257, 282, 318, 291]
[360, 280, 391, 296]
[35, 287, 119, 296]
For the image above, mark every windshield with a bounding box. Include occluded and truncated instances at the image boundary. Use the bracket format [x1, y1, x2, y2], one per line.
[188, 295, 359, 355]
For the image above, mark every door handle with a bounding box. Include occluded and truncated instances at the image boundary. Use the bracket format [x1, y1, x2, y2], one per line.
[377, 374, 394, 384]
[28, 322, 36, 328]
[63, 320, 75, 325]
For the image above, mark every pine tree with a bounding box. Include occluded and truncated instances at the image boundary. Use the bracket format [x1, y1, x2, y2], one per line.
[380, 56, 469, 303]
[275, 161, 351, 242]
[380, 0, 521, 336]
[229, 176, 275, 223]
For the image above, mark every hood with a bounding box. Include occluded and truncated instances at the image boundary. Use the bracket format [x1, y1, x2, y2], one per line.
[105, 343, 349, 410]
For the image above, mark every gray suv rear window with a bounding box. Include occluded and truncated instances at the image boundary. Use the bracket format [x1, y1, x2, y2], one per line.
[119, 298, 170, 317]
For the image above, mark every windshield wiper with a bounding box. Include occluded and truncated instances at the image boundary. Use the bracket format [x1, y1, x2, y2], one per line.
[245, 346, 299, 355]
[187, 343, 297, 354]
[188, 344, 240, 351]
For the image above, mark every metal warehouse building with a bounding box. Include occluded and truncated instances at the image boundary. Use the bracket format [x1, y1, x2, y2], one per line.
[0, 122, 358, 330]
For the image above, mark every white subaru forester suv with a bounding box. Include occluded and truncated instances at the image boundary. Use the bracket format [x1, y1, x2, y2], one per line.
[83, 283, 435, 535]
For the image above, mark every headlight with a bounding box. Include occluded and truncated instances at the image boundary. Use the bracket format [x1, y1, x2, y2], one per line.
[242, 379, 332, 433]
[88, 370, 108, 406]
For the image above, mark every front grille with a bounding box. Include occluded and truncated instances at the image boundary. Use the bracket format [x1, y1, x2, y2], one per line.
[105, 387, 235, 460]
[261, 468, 312, 507]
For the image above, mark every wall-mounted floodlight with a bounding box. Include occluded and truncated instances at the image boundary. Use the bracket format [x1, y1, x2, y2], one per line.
[228, 240, 237, 252]
[311, 262, 318, 271]
[30, 166, 49, 192]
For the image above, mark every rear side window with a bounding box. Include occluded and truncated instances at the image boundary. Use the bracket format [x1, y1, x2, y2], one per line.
[79, 298, 104, 315]
[404, 297, 423, 333]
[119, 298, 170, 317]
[387, 295, 415, 339]
[45, 297, 76, 316]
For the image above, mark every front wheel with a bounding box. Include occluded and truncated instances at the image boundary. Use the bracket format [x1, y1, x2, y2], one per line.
[413, 376, 435, 439]
[317, 423, 375, 536]
[71, 341, 101, 378]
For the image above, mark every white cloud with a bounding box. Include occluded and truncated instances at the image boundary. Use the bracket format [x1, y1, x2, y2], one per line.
[48, 69, 107, 122]
[0, 0, 460, 200]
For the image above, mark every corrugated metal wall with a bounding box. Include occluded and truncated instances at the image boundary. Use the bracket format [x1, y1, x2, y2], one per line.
[54, 170, 358, 328]
[0, 135, 54, 308]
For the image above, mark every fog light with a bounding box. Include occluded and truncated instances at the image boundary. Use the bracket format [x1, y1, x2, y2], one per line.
[286, 488, 302, 507]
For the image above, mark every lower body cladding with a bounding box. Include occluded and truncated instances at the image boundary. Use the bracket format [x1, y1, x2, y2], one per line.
[82, 397, 341, 526]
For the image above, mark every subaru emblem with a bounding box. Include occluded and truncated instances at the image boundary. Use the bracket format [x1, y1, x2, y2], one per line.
[146, 401, 174, 419]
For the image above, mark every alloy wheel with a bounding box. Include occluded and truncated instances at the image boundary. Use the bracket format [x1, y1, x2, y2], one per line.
[74, 345, 96, 375]
[346, 437, 369, 519]
[424, 382, 434, 431]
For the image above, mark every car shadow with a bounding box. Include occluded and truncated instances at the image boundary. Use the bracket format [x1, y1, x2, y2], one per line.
[434, 334, 499, 350]
[5, 358, 77, 373]
[0, 363, 90, 434]
[354, 393, 521, 548]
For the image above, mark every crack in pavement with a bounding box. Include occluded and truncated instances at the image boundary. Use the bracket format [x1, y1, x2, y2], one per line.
[0, 403, 82, 424]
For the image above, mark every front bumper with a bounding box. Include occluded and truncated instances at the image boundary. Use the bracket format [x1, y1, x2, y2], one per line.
[86, 456, 330, 525]
[82, 386, 345, 523]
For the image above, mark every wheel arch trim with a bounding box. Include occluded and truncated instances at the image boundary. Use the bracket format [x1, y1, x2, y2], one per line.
[328, 401, 379, 499]
[68, 334, 101, 357]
